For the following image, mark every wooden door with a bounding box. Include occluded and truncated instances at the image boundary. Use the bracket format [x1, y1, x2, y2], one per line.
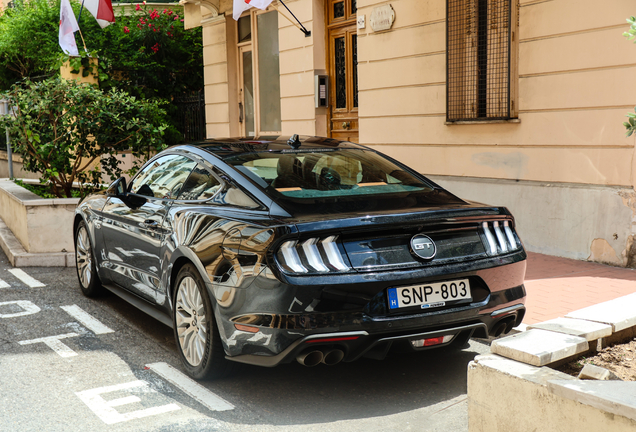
[327, 0, 358, 142]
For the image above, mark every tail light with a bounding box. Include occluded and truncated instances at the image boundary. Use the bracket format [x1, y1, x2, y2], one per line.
[481, 221, 521, 256]
[276, 235, 350, 274]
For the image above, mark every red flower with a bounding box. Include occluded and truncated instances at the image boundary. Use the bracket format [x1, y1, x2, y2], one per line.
[167, 10, 173, 15]
[135, 3, 140, 10]
[167, 32, 172, 37]
[123, 26, 130, 33]
[151, 43, 160, 53]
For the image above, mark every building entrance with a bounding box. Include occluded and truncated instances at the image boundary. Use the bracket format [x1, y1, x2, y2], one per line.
[327, 0, 358, 142]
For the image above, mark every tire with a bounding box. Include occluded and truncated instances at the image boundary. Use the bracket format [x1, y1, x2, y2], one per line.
[173, 264, 233, 380]
[75, 221, 104, 297]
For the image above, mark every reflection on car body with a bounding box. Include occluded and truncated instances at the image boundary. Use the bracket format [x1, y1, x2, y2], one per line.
[73, 135, 527, 379]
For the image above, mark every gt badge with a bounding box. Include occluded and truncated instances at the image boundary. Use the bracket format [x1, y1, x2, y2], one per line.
[410, 234, 436, 260]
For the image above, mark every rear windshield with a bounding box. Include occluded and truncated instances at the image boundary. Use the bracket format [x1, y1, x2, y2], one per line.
[224, 149, 434, 199]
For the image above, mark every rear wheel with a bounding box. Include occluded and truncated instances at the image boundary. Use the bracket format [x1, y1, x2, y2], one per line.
[74, 221, 104, 297]
[173, 264, 232, 379]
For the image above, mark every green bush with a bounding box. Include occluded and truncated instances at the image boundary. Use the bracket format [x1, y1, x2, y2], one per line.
[0, 77, 167, 197]
[0, 0, 63, 88]
[85, 3, 203, 145]
[0, 0, 203, 145]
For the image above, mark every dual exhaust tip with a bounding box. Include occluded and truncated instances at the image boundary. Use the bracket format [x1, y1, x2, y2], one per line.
[491, 317, 517, 338]
[296, 349, 345, 367]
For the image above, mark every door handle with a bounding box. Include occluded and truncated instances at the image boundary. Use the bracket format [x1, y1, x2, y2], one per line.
[342, 122, 350, 130]
[142, 220, 159, 228]
[239, 102, 244, 123]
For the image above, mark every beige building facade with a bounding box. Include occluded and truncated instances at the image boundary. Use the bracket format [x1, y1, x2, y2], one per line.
[181, 0, 636, 266]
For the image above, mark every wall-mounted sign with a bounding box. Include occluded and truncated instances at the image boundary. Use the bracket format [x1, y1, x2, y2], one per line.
[357, 14, 366, 29]
[370, 5, 395, 32]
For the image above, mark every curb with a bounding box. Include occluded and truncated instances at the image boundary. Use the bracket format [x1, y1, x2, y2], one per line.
[0, 217, 75, 267]
[469, 294, 636, 431]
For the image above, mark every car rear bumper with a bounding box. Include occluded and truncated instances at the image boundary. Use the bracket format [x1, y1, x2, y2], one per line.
[226, 302, 524, 367]
[222, 284, 525, 367]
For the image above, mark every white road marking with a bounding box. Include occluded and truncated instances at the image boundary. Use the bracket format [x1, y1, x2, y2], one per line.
[60, 305, 114, 335]
[146, 362, 235, 412]
[0, 300, 41, 318]
[8, 269, 45, 288]
[18, 333, 79, 357]
[0, 279, 9, 288]
[75, 380, 180, 425]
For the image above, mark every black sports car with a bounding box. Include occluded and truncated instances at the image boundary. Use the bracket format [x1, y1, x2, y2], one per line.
[74, 135, 526, 379]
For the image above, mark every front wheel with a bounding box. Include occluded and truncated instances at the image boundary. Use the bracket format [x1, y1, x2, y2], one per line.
[74, 221, 104, 297]
[173, 264, 233, 379]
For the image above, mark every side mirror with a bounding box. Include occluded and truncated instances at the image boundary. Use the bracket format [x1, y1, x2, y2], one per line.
[107, 177, 127, 197]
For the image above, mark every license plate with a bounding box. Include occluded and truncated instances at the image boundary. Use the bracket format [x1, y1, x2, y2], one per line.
[387, 279, 471, 310]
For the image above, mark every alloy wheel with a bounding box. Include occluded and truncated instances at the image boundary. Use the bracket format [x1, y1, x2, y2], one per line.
[175, 276, 208, 366]
[75, 226, 92, 288]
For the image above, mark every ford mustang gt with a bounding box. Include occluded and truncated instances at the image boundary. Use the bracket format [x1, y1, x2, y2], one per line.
[73, 135, 526, 379]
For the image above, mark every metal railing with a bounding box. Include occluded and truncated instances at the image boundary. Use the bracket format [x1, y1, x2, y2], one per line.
[174, 90, 206, 142]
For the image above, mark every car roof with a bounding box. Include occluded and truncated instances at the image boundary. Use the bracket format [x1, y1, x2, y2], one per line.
[187, 136, 365, 159]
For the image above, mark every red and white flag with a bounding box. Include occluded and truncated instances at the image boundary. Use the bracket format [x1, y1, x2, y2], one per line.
[59, 0, 79, 56]
[83, 0, 115, 28]
[233, 0, 273, 20]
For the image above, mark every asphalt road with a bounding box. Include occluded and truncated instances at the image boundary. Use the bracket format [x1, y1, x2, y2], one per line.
[0, 249, 489, 432]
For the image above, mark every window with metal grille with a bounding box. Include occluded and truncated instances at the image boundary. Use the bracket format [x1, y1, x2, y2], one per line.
[447, 0, 513, 122]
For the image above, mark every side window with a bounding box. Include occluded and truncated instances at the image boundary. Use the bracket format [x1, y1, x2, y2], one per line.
[130, 155, 197, 199]
[210, 185, 260, 209]
[177, 165, 222, 201]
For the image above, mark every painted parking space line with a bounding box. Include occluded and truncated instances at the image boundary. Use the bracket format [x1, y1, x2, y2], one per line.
[0, 300, 41, 318]
[0, 278, 8, 288]
[75, 380, 181, 425]
[61, 305, 114, 335]
[8, 269, 45, 288]
[146, 362, 235, 412]
[18, 333, 79, 357]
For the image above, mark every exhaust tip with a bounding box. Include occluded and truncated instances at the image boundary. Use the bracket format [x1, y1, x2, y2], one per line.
[490, 317, 516, 337]
[504, 318, 516, 334]
[296, 350, 324, 367]
[322, 349, 344, 365]
[492, 322, 507, 338]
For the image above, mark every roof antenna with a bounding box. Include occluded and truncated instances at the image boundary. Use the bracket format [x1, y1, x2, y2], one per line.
[287, 134, 301, 149]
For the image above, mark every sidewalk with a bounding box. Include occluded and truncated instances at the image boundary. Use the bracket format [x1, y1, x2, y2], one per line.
[523, 251, 636, 325]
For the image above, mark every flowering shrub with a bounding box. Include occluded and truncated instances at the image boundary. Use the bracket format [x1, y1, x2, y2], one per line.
[0, 0, 202, 146]
[87, 2, 203, 145]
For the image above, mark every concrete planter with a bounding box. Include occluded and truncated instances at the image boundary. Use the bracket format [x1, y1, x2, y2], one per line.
[468, 294, 636, 432]
[0, 179, 78, 267]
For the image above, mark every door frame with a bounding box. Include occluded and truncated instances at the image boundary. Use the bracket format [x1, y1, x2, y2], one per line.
[238, 44, 254, 138]
[326, 0, 358, 142]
